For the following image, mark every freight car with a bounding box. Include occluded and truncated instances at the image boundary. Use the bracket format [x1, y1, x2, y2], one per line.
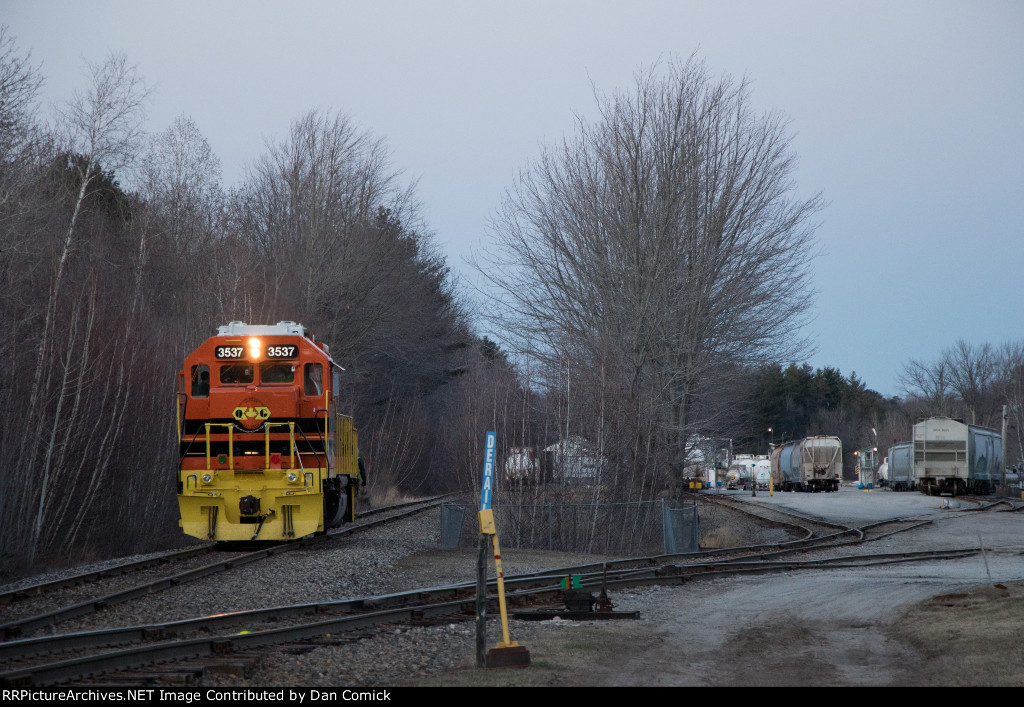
[887, 441, 914, 491]
[725, 454, 753, 489]
[176, 321, 360, 541]
[770, 436, 842, 492]
[724, 468, 748, 490]
[913, 417, 1000, 496]
[725, 454, 770, 490]
[754, 458, 772, 490]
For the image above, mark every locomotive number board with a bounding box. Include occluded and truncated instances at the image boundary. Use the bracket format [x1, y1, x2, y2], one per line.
[215, 346, 245, 359]
[215, 345, 299, 359]
[266, 345, 298, 358]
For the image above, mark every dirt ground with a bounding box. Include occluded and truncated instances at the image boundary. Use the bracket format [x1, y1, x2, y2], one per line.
[411, 490, 1024, 687]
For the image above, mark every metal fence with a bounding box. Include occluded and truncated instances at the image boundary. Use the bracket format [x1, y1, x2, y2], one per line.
[441, 500, 697, 555]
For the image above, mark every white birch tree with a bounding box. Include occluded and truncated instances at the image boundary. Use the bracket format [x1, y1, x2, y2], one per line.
[23, 51, 149, 560]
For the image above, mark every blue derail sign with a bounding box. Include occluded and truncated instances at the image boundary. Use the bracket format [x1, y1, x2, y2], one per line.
[480, 431, 496, 511]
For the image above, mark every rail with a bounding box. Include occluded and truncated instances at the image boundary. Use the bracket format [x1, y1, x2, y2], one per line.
[0, 546, 981, 686]
[0, 496, 452, 641]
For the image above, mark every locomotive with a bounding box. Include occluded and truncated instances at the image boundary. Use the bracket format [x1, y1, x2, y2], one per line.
[176, 321, 360, 542]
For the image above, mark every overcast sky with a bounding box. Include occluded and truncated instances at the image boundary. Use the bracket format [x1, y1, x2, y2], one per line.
[5, 0, 1022, 397]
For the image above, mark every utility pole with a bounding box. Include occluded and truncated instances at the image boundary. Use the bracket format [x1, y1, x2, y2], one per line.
[871, 427, 878, 490]
[1002, 404, 1008, 495]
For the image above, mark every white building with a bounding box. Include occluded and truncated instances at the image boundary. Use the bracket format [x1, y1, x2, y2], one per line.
[544, 436, 606, 482]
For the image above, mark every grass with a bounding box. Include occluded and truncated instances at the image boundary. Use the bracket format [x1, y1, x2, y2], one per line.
[890, 582, 1024, 686]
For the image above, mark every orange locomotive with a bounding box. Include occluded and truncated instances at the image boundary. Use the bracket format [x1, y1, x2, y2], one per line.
[176, 321, 359, 541]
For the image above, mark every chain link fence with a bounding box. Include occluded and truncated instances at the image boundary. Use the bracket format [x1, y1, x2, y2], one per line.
[441, 500, 697, 555]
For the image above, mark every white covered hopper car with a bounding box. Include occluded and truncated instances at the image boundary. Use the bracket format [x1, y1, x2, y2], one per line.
[913, 417, 1000, 496]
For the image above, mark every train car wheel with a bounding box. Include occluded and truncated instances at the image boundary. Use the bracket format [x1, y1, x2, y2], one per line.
[323, 476, 349, 529]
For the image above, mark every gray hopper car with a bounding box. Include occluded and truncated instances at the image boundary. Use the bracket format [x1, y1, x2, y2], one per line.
[913, 417, 1001, 496]
[770, 435, 842, 492]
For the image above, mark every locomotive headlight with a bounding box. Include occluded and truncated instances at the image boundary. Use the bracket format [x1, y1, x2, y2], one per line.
[287, 472, 298, 483]
[201, 473, 213, 484]
[249, 337, 261, 360]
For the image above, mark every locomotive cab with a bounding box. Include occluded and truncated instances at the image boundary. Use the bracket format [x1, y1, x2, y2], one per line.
[176, 321, 359, 542]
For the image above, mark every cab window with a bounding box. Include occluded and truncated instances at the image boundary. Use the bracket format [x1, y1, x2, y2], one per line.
[191, 365, 210, 397]
[260, 362, 295, 384]
[220, 364, 254, 384]
[304, 363, 323, 396]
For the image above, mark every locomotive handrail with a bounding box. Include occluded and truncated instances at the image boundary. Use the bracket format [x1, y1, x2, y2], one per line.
[284, 423, 309, 481]
[293, 422, 326, 471]
[204, 423, 234, 469]
[263, 421, 297, 468]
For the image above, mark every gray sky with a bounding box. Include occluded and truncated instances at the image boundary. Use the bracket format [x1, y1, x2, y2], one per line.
[5, 0, 1022, 397]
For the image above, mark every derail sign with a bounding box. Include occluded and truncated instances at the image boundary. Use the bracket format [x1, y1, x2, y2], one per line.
[480, 431, 496, 511]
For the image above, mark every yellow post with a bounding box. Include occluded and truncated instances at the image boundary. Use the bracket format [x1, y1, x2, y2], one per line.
[479, 509, 516, 648]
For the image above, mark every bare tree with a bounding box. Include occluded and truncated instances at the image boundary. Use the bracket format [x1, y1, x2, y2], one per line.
[0, 26, 42, 152]
[0, 25, 45, 383]
[899, 356, 952, 417]
[51, 51, 149, 273]
[227, 108, 471, 495]
[233, 108, 404, 317]
[475, 54, 822, 499]
[137, 114, 226, 347]
[900, 339, 1002, 428]
[21, 51, 150, 561]
[995, 340, 1024, 470]
[138, 114, 223, 254]
[0, 25, 47, 278]
[944, 339, 999, 426]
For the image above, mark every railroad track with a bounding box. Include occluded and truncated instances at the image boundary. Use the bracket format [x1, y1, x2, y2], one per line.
[689, 492, 933, 553]
[1, 488, 989, 688]
[0, 536, 981, 687]
[971, 497, 1024, 512]
[0, 495, 451, 642]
